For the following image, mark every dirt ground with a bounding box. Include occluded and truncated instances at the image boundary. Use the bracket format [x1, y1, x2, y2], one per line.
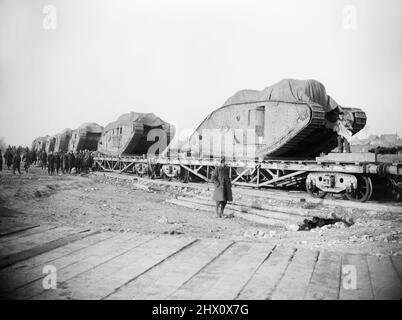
[0, 166, 401, 257]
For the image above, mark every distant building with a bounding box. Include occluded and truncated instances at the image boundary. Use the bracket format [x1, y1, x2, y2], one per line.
[380, 134, 399, 145]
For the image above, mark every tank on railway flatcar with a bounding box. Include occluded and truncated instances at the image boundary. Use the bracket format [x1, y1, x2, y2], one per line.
[54, 128, 72, 153]
[186, 79, 366, 159]
[68, 123, 103, 152]
[32, 136, 49, 153]
[97, 112, 175, 156]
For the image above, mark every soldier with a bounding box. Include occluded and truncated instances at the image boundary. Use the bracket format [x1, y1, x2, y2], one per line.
[47, 151, 55, 176]
[211, 156, 233, 218]
[82, 150, 90, 174]
[88, 152, 94, 172]
[76, 151, 82, 174]
[22, 149, 31, 173]
[54, 152, 61, 175]
[41, 151, 47, 170]
[68, 151, 75, 174]
[62, 152, 69, 174]
[0, 149, 2, 172]
[12, 150, 22, 175]
[333, 110, 353, 153]
[5, 147, 13, 169]
[31, 149, 37, 165]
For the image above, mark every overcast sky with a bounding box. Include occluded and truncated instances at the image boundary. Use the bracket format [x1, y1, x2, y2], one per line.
[0, 0, 401, 147]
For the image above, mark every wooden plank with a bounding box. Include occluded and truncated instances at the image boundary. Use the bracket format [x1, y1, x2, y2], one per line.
[6, 232, 114, 271]
[199, 242, 275, 300]
[0, 225, 57, 244]
[168, 242, 253, 300]
[105, 239, 233, 300]
[0, 229, 95, 269]
[367, 255, 402, 300]
[236, 246, 296, 300]
[177, 196, 303, 223]
[270, 248, 319, 300]
[32, 235, 196, 300]
[391, 256, 402, 283]
[304, 250, 342, 300]
[167, 199, 286, 227]
[0, 226, 79, 257]
[5, 233, 156, 300]
[0, 224, 41, 238]
[191, 195, 323, 218]
[0, 232, 114, 293]
[339, 254, 374, 300]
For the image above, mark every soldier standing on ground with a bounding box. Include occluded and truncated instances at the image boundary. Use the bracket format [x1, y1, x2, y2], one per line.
[12, 150, 22, 175]
[31, 150, 37, 165]
[41, 151, 47, 170]
[62, 152, 69, 174]
[54, 152, 61, 175]
[5, 148, 13, 169]
[211, 156, 233, 218]
[68, 151, 75, 174]
[22, 149, 31, 173]
[47, 152, 55, 176]
[76, 151, 82, 174]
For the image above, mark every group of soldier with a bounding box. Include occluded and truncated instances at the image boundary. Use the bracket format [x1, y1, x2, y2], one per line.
[38, 150, 94, 176]
[0, 146, 32, 175]
[0, 146, 94, 176]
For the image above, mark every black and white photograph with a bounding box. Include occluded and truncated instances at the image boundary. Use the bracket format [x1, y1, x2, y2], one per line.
[0, 0, 401, 305]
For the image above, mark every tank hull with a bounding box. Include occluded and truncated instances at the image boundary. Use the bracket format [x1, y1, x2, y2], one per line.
[97, 112, 175, 156]
[187, 79, 366, 159]
[68, 123, 103, 152]
[54, 129, 72, 153]
[32, 136, 48, 153]
[45, 136, 56, 154]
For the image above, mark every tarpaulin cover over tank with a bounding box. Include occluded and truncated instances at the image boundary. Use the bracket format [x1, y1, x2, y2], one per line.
[78, 122, 104, 133]
[104, 112, 168, 131]
[57, 128, 72, 136]
[222, 79, 340, 112]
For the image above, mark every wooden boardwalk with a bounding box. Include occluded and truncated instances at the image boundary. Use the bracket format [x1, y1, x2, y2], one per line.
[0, 225, 401, 300]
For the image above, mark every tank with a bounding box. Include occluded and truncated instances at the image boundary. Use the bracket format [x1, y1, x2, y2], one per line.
[32, 136, 49, 153]
[97, 112, 175, 156]
[68, 123, 103, 152]
[45, 135, 56, 154]
[54, 128, 72, 153]
[186, 79, 366, 159]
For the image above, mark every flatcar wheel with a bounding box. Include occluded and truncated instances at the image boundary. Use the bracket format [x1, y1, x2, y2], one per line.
[305, 182, 327, 199]
[345, 175, 373, 202]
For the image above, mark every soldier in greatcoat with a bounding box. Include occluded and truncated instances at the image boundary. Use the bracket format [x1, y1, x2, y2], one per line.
[12, 150, 22, 175]
[47, 152, 55, 176]
[211, 156, 233, 217]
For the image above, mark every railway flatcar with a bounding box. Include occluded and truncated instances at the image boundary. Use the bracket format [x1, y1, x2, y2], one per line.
[97, 112, 175, 156]
[68, 123, 103, 152]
